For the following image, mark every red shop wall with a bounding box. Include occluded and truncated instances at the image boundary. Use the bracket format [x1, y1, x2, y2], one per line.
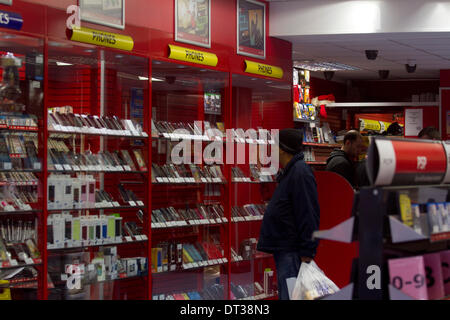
[15, 0, 292, 84]
[440, 70, 450, 140]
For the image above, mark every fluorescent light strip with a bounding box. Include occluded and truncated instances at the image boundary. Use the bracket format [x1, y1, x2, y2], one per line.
[294, 61, 360, 72]
[56, 61, 73, 66]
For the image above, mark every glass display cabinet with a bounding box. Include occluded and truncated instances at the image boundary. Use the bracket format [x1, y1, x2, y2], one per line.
[45, 42, 150, 300]
[150, 60, 230, 300]
[0, 32, 44, 300]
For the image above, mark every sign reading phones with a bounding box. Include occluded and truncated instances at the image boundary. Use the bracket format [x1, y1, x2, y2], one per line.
[388, 256, 428, 300]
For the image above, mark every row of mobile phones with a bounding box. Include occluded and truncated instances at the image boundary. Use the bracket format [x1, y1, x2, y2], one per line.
[48, 111, 147, 137]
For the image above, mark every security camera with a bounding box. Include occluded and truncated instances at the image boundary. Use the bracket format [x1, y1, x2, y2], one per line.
[379, 70, 389, 79]
[405, 60, 417, 73]
[405, 64, 417, 73]
[324, 71, 335, 81]
[365, 50, 379, 60]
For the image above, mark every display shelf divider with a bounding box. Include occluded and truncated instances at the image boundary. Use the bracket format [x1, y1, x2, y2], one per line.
[322, 283, 354, 300]
[225, 72, 233, 300]
[147, 59, 153, 300]
[388, 216, 428, 243]
[312, 217, 355, 243]
[41, 30, 49, 301]
[388, 284, 415, 300]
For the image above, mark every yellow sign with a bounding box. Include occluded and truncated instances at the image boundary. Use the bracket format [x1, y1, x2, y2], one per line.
[70, 26, 134, 51]
[244, 60, 283, 79]
[168, 45, 218, 67]
[360, 119, 381, 132]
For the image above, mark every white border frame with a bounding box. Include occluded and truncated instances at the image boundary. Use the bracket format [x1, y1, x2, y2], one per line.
[175, 0, 211, 49]
[237, 0, 266, 60]
[0, 0, 12, 5]
[79, 0, 125, 30]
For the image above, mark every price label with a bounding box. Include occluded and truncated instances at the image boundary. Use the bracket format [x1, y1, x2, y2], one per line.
[25, 258, 34, 265]
[10, 259, 18, 266]
[63, 164, 72, 171]
[424, 253, 445, 300]
[54, 164, 63, 171]
[125, 236, 132, 242]
[137, 201, 144, 207]
[388, 256, 428, 300]
[33, 162, 42, 170]
[113, 202, 120, 207]
[140, 235, 148, 241]
[156, 177, 163, 182]
[440, 250, 450, 295]
[201, 178, 207, 183]
[128, 201, 137, 207]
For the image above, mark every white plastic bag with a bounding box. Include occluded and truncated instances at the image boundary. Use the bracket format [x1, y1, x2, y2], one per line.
[291, 261, 339, 300]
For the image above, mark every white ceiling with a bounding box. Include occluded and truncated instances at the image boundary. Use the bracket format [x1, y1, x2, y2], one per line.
[268, 0, 450, 81]
[286, 33, 450, 81]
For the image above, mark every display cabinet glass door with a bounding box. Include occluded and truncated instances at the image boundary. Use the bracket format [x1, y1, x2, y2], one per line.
[230, 74, 292, 300]
[0, 32, 44, 300]
[46, 42, 150, 300]
[150, 60, 229, 300]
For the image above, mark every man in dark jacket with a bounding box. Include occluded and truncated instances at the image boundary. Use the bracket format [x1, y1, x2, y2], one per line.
[257, 128, 320, 300]
[326, 130, 364, 187]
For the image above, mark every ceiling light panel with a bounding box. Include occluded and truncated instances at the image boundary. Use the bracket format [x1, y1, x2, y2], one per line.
[294, 61, 360, 71]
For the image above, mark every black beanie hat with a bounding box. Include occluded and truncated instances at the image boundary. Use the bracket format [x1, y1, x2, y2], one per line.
[278, 128, 303, 155]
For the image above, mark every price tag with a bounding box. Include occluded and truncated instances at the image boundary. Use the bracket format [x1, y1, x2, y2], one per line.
[222, 217, 228, 223]
[441, 251, 450, 296]
[123, 165, 131, 171]
[24, 258, 34, 265]
[135, 235, 144, 241]
[137, 201, 144, 207]
[10, 259, 18, 266]
[156, 177, 163, 182]
[222, 258, 228, 263]
[140, 235, 148, 241]
[424, 253, 445, 300]
[209, 219, 216, 224]
[63, 164, 72, 171]
[125, 236, 132, 242]
[151, 223, 156, 229]
[112, 202, 120, 207]
[388, 256, 428, 300]
[163, 178, 170, 183]
[54, 164, 63, 171]
[201, 178, 207, 183]
[128, 201, 137, 207]
[33, 162, 42, 170]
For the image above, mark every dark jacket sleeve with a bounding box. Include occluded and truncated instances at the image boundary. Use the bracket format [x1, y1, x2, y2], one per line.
[291, 167, 320, 258]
